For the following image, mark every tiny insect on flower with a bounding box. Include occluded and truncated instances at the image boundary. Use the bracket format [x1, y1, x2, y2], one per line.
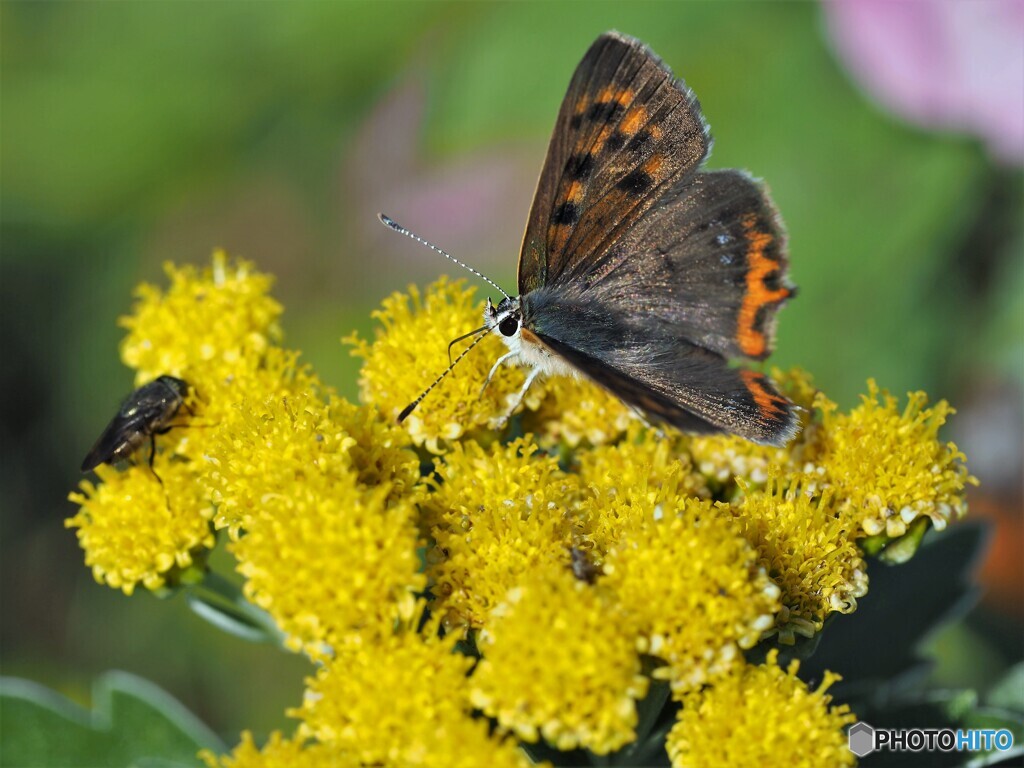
[80, 375, 191, 484]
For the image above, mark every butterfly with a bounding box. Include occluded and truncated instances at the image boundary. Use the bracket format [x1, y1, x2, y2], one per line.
[386, 31, 799, 446]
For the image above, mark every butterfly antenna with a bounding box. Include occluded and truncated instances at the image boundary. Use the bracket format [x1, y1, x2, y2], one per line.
[398, 328, 493, 423]
[378, 213, 511, 301]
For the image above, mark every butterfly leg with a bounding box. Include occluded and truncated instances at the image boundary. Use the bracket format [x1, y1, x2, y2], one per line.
[498, 367, 541, 426]
[480, 352, 517, 397]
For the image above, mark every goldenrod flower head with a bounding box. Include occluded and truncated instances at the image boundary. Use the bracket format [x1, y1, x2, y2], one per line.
[346, 278, 538, 452]
[576, 424, 710, 511]
[425, 437, 580, 629]
[471, 565, 647, 754]
[520, 374, 636, 448]
[732, 478, 867, 640]
[668, 651, 856, 768]
[813, 380, 977, 539]
[66, 460, 214, 595]
[326, 394, 421, 499]
[294, 620, 535, 768]
[201, 732, 360, 768]
[202, 394, 424, 653]
[120, 251, 282, 388]
[596, 484, 781, 691]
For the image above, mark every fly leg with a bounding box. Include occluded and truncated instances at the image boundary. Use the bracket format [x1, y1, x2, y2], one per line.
[147, 426, 176, 487]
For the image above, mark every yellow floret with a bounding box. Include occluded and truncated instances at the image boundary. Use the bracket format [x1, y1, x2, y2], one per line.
[668, 651, 856, 768]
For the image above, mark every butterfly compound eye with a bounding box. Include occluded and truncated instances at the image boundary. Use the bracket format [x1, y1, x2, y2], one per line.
[498, 316, 519, 337]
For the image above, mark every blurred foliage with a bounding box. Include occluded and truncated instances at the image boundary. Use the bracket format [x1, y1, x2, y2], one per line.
[1, 671, 222, 768]
[2, 0, 1020, 747]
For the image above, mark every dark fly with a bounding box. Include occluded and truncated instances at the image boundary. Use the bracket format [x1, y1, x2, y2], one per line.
[81, 375, 190, 482]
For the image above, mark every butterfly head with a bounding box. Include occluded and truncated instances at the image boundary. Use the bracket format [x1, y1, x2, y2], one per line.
[485, 296, 522, 340]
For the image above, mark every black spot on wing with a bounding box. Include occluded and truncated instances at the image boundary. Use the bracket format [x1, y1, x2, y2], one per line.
[552, 202, 580, 225]
[604, 132, 627, 152]
[616, 169, 654, 194]
[626, 129, 654, 153]
[587, 100, 625, 122]
[564, 153, 595, 181]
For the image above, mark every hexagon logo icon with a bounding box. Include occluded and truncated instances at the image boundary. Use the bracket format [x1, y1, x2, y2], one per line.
[848, 721, 876, 757]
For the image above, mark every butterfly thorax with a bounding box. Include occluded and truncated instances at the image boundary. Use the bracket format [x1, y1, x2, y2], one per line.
[485, 294, 579, 379]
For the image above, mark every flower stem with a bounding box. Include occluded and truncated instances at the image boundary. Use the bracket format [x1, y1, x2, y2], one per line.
[187, 569, 287, 648]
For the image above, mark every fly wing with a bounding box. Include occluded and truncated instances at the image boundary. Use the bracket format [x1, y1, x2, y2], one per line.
[518, 32, 710, 296]
[81, 413, 140, 471]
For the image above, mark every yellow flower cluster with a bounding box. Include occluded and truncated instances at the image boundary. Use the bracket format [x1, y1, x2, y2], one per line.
[291, 613, 533, 768]
[731, 479, 867, 641]
[668, 650, 856, 768]
[203, 392, 423, 654]
[470, 565, 647, 753]
[346, 278, 543, 452]
[72, 267, 977, 765]
[202, 731, 360, 768]
[68, 253, 289, 594]
[423, 437, 580, 630]
[66, 458, 214, 594]
[520, 373, 636, 448]
[809, 381, 977, 538]
[119, 252, 283, 390]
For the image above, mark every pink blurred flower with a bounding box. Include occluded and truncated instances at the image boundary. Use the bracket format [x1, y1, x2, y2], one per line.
[824, 0, 1024, 164]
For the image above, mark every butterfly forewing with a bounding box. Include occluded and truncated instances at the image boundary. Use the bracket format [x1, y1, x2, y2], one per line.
[518, 32, 710, 295]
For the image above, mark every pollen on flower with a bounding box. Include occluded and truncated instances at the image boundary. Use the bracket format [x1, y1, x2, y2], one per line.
[424, 437, 580, 630]
[810, 380, 977, 540]
[576, 424, 710, 512]
[66, 460, 214, 595]
[521, 374, 636, 448]
[730, 477, 867, 640]
[200, 731, 360, 768]
[292, 616, 534, 768]
[667, 650, 856, 768]
[120, 251, 283, 390]
[202, 394, 424, 653]
[346, 278, 536, 453]
[470, 565, 647, 754]
[594, 485, 781, 692]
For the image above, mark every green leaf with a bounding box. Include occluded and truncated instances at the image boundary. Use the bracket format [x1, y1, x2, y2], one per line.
[0, 672, 223, 768]
[986, 662, 1024, 714]
[799, 524, 988, 702]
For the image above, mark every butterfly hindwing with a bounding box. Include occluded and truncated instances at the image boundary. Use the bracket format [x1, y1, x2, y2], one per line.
[518, 31, 710, 295]
[526, 316, 799, 446]
[558, 169, 794, 361]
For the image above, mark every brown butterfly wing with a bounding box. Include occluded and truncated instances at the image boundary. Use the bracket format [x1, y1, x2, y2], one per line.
[558, 169, 795, 361]
[530, 327, 799, 446]
[518, 31, 710, 296]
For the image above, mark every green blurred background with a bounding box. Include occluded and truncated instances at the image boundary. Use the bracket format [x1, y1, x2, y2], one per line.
[2, 0, 1021, 746]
